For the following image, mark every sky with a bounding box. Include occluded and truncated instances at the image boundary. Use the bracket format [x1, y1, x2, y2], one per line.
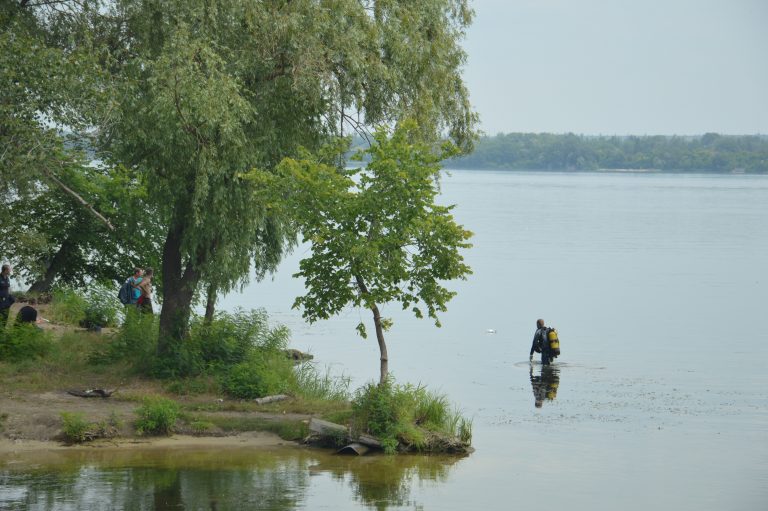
[462, 0, 768, 135]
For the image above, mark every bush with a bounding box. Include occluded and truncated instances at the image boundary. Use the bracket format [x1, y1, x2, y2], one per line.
[150, 308, 291, 379]
[49, 287, 87, 326]
[221, 351, 295, 399]
[95, 307, 158, 368]
[49, 284, 121, 329]
[61, 412, 90, 443]
[186, 309, 290, 371]
[351, 378, 472, 454]
[60, 411, 121, 443]
[82, 284, 122, 328]
[0, 324, 54, 362]
[135, 396, 180, 435]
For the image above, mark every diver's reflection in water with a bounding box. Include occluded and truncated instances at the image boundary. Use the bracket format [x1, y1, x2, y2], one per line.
[530, 364, 560, 408]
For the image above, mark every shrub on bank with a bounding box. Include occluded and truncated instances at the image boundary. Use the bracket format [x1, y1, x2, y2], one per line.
[135, 396, 180, 435]
[351, 378, 472, 454]
[94, 306, 158, 368]
[48, 287, 87, 325]
[60, 411, 121, 443]
[49, 285, 121, 328]
[221, 351, 295, 399]
[0, 324, 54, 362]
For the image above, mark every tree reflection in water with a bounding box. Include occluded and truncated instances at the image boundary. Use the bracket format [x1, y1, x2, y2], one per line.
[1, 446, 465, 510]
[309, 453, 464, 511]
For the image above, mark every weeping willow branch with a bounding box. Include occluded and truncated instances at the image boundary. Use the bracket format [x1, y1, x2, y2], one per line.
[43, 169, 115, 231]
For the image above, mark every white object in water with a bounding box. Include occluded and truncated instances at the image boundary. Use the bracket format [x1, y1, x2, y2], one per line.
[486, 329, 496, 334]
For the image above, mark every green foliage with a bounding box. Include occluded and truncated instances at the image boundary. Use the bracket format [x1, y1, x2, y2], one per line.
[291, 362, 351, 402]
[186, 309, 290, 371]
[134, 396, 181, 436]
[153, 308, 291, 378]
[49, 287, 87, 325]
[60, 411, 121, 443]
[0, 324, 54, 362]
[49, 283, 120, 329]
[221, 352, 295, 400]
[254, 121, 473, 383]
[445, 132, 768, 172]
[351, 378, 472, 454]
[82, 284, 122, 328]
[60, 412, 90, 443]
[273, 123, 473, 327]
[96, 307, 158, 369]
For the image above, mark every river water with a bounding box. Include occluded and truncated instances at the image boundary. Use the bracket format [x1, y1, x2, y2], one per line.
[2, 170, 767, 510]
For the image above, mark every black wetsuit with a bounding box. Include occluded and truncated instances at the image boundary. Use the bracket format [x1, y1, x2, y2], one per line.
[530, 326, 553, 365]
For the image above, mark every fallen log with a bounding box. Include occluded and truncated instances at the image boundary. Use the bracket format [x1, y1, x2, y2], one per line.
[253, 394, 290, 405]
[308, 418, 382, 449]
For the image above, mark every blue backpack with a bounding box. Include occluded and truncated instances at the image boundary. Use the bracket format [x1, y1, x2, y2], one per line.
[118, 279, 132, 305]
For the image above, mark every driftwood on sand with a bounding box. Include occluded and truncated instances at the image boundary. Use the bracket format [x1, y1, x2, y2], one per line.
[253, 394, 290, 405]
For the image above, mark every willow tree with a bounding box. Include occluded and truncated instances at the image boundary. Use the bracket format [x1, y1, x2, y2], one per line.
[255, 123, 473, 384]
[75, 0, 478, 358]
[1, 1, 115, 230]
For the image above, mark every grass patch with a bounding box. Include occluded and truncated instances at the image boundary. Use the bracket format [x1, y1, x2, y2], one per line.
[200, 415, 309, 441]
[0, 331, 130, 393]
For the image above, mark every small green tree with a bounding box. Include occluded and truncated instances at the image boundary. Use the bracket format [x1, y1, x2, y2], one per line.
[263, 122, 472, 384]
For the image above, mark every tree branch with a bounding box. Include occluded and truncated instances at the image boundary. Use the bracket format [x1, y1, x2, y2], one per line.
[43, 169, 115, 231]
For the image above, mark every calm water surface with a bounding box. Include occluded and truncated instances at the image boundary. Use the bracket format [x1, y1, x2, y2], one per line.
[3, 170, 767, 510]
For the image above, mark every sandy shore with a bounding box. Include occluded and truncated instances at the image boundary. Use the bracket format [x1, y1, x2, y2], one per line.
[0, 431, 292, 455]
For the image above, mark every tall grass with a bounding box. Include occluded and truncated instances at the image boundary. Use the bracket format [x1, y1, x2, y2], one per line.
[48, 287, 87, 325]
[291, 362, 351, 402]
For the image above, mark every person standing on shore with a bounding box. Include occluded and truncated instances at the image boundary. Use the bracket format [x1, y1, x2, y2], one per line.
[136, 267, 154, 314]
[0, 265, 15, 327]
[529, 318, 553, 366]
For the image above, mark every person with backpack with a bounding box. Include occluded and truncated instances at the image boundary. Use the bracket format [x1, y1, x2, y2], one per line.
[529, 318, 559, 366]
[119, 268, 144, 306]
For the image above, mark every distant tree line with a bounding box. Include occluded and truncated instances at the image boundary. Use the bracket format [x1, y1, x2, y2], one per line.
[442, 133, 768, 172]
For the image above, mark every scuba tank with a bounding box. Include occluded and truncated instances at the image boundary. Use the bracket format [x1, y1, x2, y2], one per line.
[547, 328, 561, 356]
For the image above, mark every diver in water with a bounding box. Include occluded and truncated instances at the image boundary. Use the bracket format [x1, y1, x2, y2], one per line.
[529, 318, 556, 365]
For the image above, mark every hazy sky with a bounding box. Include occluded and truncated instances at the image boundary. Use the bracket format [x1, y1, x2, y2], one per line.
[462, 0, 768, 135]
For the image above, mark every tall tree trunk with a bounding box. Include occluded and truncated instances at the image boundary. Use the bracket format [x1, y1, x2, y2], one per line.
[355, 275, 389, 385]
[204, 282, 217, 325]
[27, 239, 73, 293]
[157, 220, 200, 358]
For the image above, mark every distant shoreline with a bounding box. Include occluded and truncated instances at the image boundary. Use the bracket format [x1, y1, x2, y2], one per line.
[441, 167, 765, 174]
